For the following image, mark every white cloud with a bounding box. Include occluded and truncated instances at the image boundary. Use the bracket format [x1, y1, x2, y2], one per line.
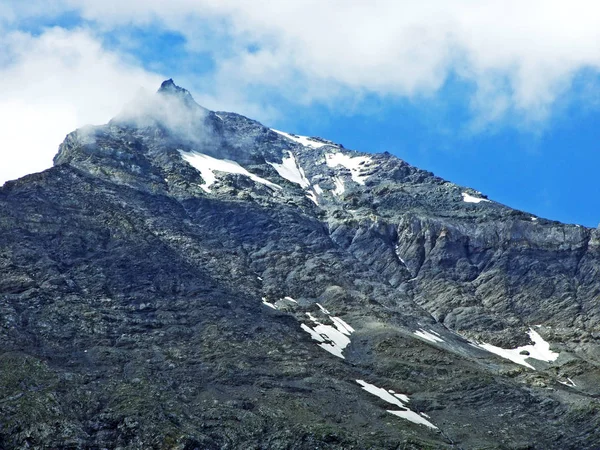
[2, 1, 600, 182]
[116, 83, 215, 146]
[0, 27, 163, 185]
[4, 2, 600, 119]
[0, 100, 77, 186]
[49, 0, 600, 122]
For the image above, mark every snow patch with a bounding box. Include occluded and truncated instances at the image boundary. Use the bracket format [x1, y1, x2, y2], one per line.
[313, 184, 323, 195]
[476, 328, 559, 370]
[316, 303, 330, 314]
[462, 192, 490, 204]
[301, 307, 354, 359]
[179, 150, 281, 193]
[306, 191, 319, 205]
[330, 316, 355, 335]
[267, 151, 310, 188]
[395, 245, 407, 264]
[414, 329, 444, 344]
[387, 409, 438, 428]
[531, 217, 538, 221]
[332, 176, 345, 196]
[356, 380, 437, 429]
[283, 296, 297, 303]
[301, 313, 351, 359]
[262, 297, 277, 310]
[326, 153, 373, 185]
[558, 378, 576, 387]
[356, 380, 405, 408]
[271, 129, 329, 149]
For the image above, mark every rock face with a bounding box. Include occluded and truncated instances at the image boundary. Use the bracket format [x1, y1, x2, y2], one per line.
[1, 81, 599, 449]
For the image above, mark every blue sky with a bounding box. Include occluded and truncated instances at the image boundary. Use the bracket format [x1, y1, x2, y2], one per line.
[1, 1, 599, 226]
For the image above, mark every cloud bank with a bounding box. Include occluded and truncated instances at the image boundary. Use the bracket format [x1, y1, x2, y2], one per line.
[67, 0, 600, 119]
[0, 27, 163, 185]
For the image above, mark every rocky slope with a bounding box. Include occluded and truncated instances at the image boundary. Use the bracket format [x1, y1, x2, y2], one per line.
[0, 79, 599, 449]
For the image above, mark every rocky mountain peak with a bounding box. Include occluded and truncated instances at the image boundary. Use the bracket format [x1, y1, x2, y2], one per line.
[114, 78, 208, 127]
[3, 79, 600, 449]
[156, 78, 199, 108]
[158, 77, 180, 92]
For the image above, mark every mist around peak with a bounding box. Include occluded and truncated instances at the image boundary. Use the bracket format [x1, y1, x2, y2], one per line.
[112, 80, 212, 147]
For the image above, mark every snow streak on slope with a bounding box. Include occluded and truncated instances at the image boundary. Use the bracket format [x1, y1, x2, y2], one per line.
[414, 329, 444, 344]
[262, 297, 277, 309]
[356, 380, 438, 429]
[316, 303, 330, 314]
[271, 129, 329, 149]
[267, 151, 310, 188]
[179, 150, 281, 192]
[261, 296, 299, 309]
[558, 378, 576, 387]
[306, 190, 319, 205]
[330, 316, 355, 335]
[301, 311, 354, 359]
[462, 192, 490, 204]
[332, 176, 345, 195]
[326, 153, 373, 185]
[475, 328, 559, 370]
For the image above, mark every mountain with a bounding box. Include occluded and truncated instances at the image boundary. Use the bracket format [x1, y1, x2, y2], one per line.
[1, 79, 599, 449]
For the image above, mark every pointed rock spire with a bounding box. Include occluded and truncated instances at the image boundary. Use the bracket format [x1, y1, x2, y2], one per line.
[157, 78, 193, 100]
[158, 78, 179, 93]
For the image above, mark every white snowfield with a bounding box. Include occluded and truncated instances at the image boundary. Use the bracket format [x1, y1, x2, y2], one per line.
[179, 150, 281, 193]
[476, 328, 559, 370]
[356, 380, 438, 429]
[267, 151, 310, 188]
[271, 129, 329, 149]
[301, 309, 354, 359]
[414, 329, 444, 344]
[461, 192, 490, 204]
[326, 153, 373, 185]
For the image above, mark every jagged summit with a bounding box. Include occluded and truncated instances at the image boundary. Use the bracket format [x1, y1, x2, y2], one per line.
[114, 79, 207, 127]
[158, 78, 180, 92]
[156, 78, 198, 107]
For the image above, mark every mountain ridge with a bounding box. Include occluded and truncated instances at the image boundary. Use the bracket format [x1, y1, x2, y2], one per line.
[1, 80, 599, 449]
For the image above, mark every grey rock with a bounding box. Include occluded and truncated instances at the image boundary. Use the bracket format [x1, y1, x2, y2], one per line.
[1, 80, 599, 449]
